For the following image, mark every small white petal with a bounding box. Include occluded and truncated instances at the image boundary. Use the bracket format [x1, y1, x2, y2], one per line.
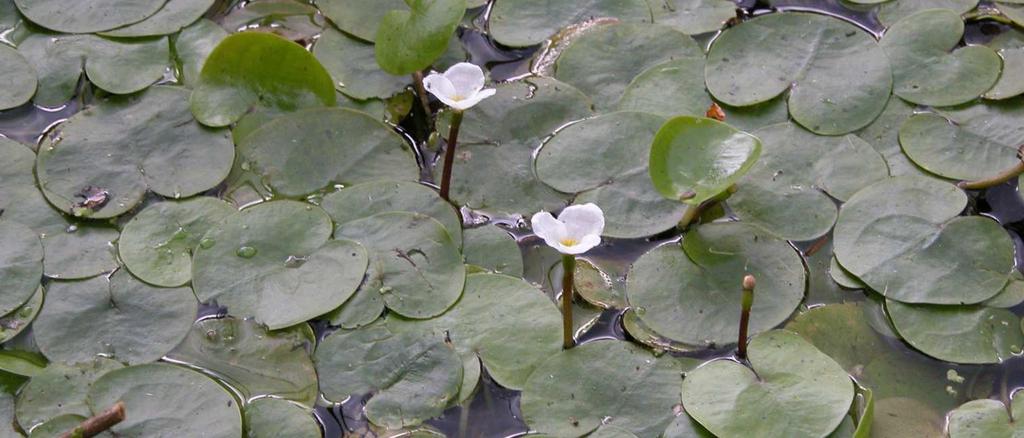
[558, 203, 605, 240]
[444, 62, 486, 97]
[531, 211, 566, 241]
[423, 72, 456, 102]
[448, 89, 493, 110]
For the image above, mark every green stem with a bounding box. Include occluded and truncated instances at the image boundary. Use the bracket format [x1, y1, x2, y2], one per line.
[677, 203, 701, 230]
[439, 110, 464, 202]
[737, 275, 756, 359]
[958, 151, 1024, 190]
[561, 254, 576, 349]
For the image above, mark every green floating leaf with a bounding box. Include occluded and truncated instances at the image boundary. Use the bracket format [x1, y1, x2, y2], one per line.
[190, 31, 336, 127]
[18, 32, 169, 106]
[15, 358, 122, 432]
[462, 225, 523, 277]
[28, 414, 113, 438]
[728, 122, 888, 241]
[520, 340, 682, 438]
[321, 180, 461, 248]
[627, 222, 805, 346]
[0, 287, 42, 343]
[948, 392, 1024, 437]
[374, 0, 465, 75]
[192, 200, 368, 329]
[590, 425, 640, 438]
[36, 86, 234, 219]
[34, 270, 197, 365]
[316, 323, 462, 429]
[899, 100, 1024, 181]
[173, 18, 228, 88]
[556, 23, 701, 110]
[0, 44, 35, 111]
[575, 259, 626, 309]
[315, 0, 405, 42]
[324, 261, 386, 329]
[984, 273, 1024, 308]
[870, 397, 944, 437]
[1000, 2, 1024, 27]
[100, 0, 214, 37]
[0, 138, 64, 232]
[219, 0, 323, 42]
[877, 0, 979, 27]
[708, 12, 891, 135]
[538, 111, 686, 238]
[648, 0, 734, 35]
[335, 212, 465, 319]
[388, 273, 562, 391]
[880, 9, 1001, 106]
[245, 398, 320, 438]
[617, 58, 712, 118]
[119, 198, 235, 287]
[662, 413, 714, 438]
[984, 28, 1024, 100]
[682, 330, 854, 438]
[14, 0, 165, 33]
[489, 0, 651, 47]
[0, 220, 41, 317]
[167, 317, 318, 406]
[315, 28, 408, 100]
[886, 299, 1024, 364]
[87, 363, 243, 437]
[649, 116, 761, 205]
[41, 223, 119, 280]
[238, 108, 418, 197]
[830, 256, 866, 289]
[853, 95, 929, 178]
[621, 308, 699, 354]
[834, 176, 1014, 304]
[784, 303, 889, 373]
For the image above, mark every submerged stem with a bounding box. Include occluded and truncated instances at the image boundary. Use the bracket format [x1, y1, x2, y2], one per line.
[561, 254, 576, 349]
[958, 148, 1024, 190]
[737, 274, 756, 360]
[59, 401, 125, 438]
[677, 203, 701, 230]
[439, 110, 465, 202]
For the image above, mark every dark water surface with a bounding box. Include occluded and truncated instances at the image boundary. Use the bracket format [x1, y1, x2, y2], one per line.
[2, 0, 1023, 437]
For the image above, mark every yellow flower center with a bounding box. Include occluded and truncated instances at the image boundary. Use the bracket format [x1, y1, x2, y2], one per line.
[451, 94, 465, 101]
[559, 238, 578, 247]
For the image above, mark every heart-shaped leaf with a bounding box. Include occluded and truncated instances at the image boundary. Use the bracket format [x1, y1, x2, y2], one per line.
[14, 0, 166, 33]
[15, 358, 123, 431]
[100, 0, 214, 37]
[886, 299, 1024, 364]
[948, 392, 1024, 437]
[374, 0, 465, 75]
[0, 44, 36, 111]
[489, 0, 651, 47]
[321, 180, 462, 248]
[245, 398, 320, 438]
[315, 28, 408, 100]
[0, 220, 42, 317]
[315, 0, 405, 42]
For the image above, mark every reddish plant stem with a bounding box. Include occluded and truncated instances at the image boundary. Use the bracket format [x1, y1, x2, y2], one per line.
[562, 254, 576, 349]
[59, 401, 125, 438]
[737, 275, 756, 360]
[439, 110, 464, 202]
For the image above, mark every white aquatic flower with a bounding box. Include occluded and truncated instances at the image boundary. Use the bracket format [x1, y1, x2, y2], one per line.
[531, 203, 605, 255]
[422, 62, 496, 111]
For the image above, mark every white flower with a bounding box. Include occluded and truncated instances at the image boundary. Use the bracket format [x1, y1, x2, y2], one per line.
[531, 203, 605, 255]
[422, 62, 496, 111]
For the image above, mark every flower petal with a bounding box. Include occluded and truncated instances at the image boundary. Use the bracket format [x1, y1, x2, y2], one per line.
[531, 211, 567, 247]
[571, 234, 602, 254]
[423, 72, 456, 102]
[448, 88, 494, 110]
[558, 203, 605, 240]
[444, 62, 486, 97]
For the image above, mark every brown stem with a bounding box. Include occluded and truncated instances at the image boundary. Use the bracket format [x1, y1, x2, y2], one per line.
[59, 401, 125, 438]
[439, 110, 464, 202]
[737, 275, 756, 360]
[958, 148, 1024, 190]
[411, 71, 433, 127]
[561, 254, 576, 349]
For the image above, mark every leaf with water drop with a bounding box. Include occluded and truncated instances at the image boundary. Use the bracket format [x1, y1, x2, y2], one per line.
[321, 180, 462, 248]
[314, 28, 409, 100]
[886, 299, 1024, 364]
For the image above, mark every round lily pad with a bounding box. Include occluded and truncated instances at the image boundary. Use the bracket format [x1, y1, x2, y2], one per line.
[315, 28, 408, 100]
[29, 414, 113, 438]
[388, 273, 562, 390]
[462, 225, 523, 276]
[190, 31, 337, 127]
[100, 0, 214, 37]
[18, 31, 169, 107]
[335, 212, 465, 319]
[662, 413, 714, 438]
[87, 363, 243, 437]
[627, 222, 805, 346]
[650, 0, 735, 35]
[315, 0, 405, 42]
[728, 122, 888, 241]
[174, 19, 228, 88]
[316, 323, 462, 429]
[15, 358, 123, 431]
[324, 261, 386, 329]
[489, 0, 651, 47]
[880, 9, 1001, 106]
[853, 95, 926, 178]
[833, 176, 1015, 304]
[245, 398, 320, 438]
[0, 220, 42, 317]
[166, 317, 319, 406]
[649, 116, 761, 205]
[537, 111, 687, 238]
[0, 286, 42, 343]
[34, 270, 197, 365]
[119, 197, 235, 287]
[784, 303, 888, 373]
[520, 340, 682, 438]
[706, 12, 892, 135]
[219, 0, 323, 41]
[14, 0, 165, 33]
[0, 44, 35, 111]
[41, 223, 120, 280]
[621, 308, 700, 354]
[886, 300, 1024, 364]
[984, 273, 1024, 308]
[36, 86, 234, 219]
[948, 392, 1024, 437]
[830, 256, 866, 289]
[984, 29, 1024, 100]
[0, 138, 65, 234]
[898, 101, 1024, 181]
[616, 58, 712, 118]
[575, 259, 626, 309]
[374, 0, 464, 75]
[876, 0, 979, 27]
[321, 180, 461, 248]
[192, 200, 368, 329]
[681, 330, 854, 438]
[555, 23, 702, 110]
[238, 108, 418, 197]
